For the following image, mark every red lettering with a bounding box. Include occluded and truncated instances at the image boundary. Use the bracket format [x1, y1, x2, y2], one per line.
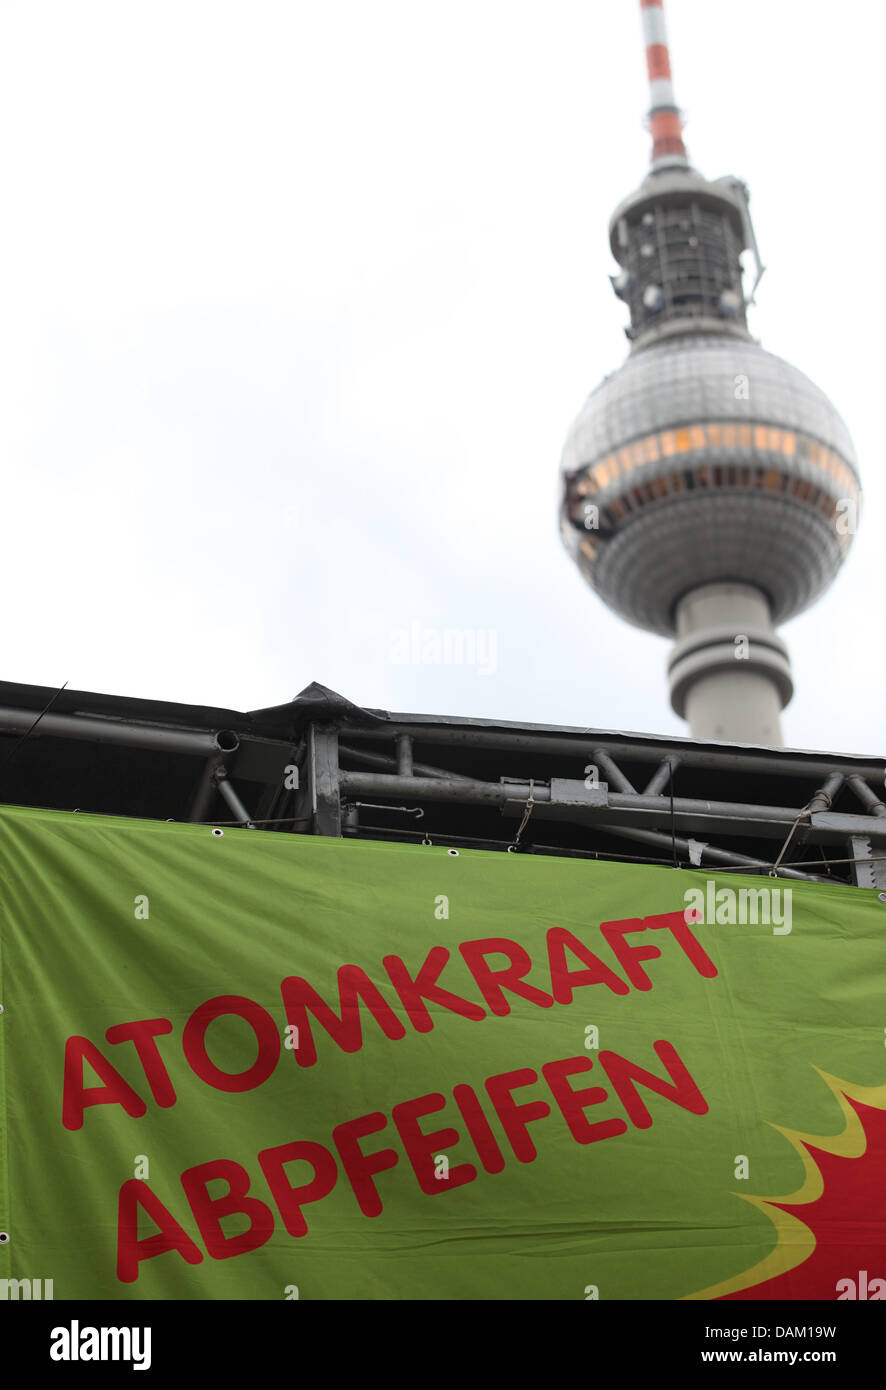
[62, 1035, 146, 1132]
[280, 967, 406, 1067]
[541, 1056, 627, 1144]
[546, 927, 630, 1003]
[485, 1068, 551, 1161]
[181, 995, 280, 1092]
[383, 947, 486, 1031]
[646, 909, 718, 978]
[258, 1140, 339, 1238]
[105, 1018, 176, 1108]
[599, 918, 661, 990]
[392, 1093, 476, 1194]
[598, 1040, 708, 1129]
[116, 1178, 203, 1284]
[333, 1112, 399, 1217]
[181, 1158, 274, 1259]
[459, 938, 554, 1016]
[453, 1084, 506, 1174]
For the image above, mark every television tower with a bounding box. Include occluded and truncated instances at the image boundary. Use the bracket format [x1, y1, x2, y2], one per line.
[559, 0, 860, 746]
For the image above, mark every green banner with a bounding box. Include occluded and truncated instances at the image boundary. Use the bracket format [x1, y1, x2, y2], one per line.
[1, 803, 884, 1301]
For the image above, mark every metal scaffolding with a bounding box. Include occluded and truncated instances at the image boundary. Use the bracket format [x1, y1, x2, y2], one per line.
[0, 679, 882, 889]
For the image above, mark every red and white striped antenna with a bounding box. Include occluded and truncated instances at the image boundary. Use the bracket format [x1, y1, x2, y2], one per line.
[640, 0, 689, 170]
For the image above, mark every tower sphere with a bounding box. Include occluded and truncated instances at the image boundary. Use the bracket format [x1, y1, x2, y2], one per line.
[559, 332, 860, 638]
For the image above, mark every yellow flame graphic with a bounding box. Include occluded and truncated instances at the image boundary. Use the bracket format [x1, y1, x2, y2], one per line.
[687, 1067, 886, 1300]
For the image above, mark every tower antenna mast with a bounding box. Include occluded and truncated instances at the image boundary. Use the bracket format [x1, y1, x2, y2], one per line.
[640, 0, 689, 171]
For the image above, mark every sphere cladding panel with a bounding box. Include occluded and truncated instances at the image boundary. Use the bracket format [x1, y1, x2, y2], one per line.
[561, 336, 858, 474]
[580, 492, 844, 635]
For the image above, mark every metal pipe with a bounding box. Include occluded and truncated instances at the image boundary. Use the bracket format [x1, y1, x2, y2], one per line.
[644, 757, 680, 797]
[847, 775, 886, 817]
[396, 735, 414, 777]
[339, 742, 480, 784]
[0, 706, 239, 758]
[563, 787, 867, 833]
[340, 770, 805, 825]
[339, 771, 550, 809]
[213, 771, 255, 828]
[596, 822, 830, 883]
[189, 754, 224, 822]
[592, 748, 636, 794]
[810, 773, 845, 813]
[345, 725, 878, 781]
[337, 769, 886, 843]
[786, 773, 846, 853]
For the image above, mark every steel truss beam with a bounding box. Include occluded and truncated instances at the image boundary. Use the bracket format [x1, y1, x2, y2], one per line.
[329, 728, 886, 883]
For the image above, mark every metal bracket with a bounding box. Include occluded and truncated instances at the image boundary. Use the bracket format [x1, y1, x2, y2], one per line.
[213, 767, 256, 829]
[849, 835, 886, 890]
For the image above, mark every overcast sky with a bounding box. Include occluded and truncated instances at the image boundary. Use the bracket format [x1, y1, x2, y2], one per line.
[0, 0, 881, 754]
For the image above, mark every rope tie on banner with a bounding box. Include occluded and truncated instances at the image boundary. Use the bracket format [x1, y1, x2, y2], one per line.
[508, 779, 535, 853]
[769, 796, 824, 877]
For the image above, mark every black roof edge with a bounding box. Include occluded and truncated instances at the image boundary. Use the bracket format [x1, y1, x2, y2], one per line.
[0, 677, 881, 770]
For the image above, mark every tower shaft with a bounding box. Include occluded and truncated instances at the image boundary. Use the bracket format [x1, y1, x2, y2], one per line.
[668, 584, 793, 745]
